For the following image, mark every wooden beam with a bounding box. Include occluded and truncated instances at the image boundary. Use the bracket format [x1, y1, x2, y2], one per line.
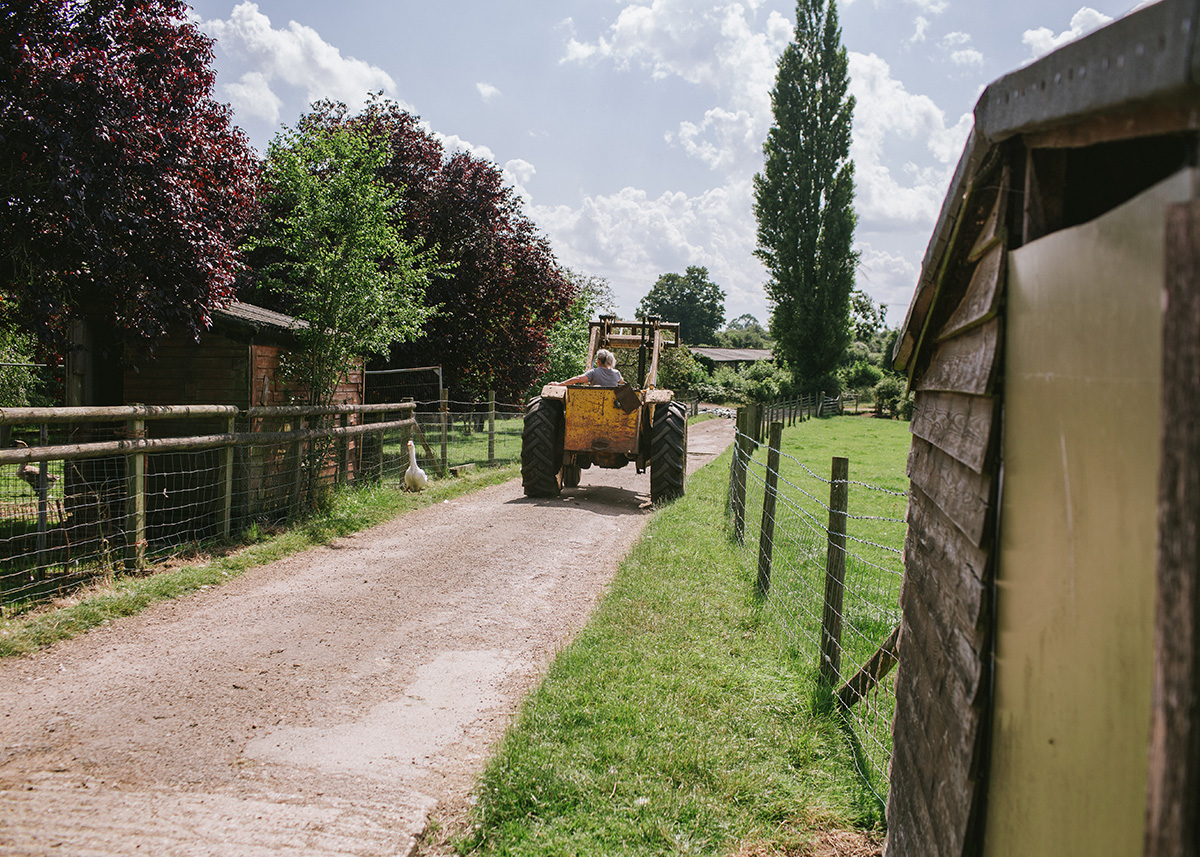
[837, 624, 901, 709]
[1144, 197, 1200, 857]
[1023, 147, 1066, 244]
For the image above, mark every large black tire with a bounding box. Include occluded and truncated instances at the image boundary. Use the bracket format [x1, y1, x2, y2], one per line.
[521, 396, 564, 497]
[649, 400, 687, 504]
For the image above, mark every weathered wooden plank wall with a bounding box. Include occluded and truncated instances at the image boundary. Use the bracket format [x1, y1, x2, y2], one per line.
[886, 162, 1009, 856]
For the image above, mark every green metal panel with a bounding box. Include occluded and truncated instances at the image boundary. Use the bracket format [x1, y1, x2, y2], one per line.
[985, 168, 1196, 856]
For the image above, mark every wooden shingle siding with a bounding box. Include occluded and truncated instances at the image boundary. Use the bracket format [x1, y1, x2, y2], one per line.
[887, 162, 1008, 856]
[908, 391, 995, 475]
[905, 485, 989, 632]
[908, 438, 991, 548]
[939, 244, 1005, 341]
[915, 318, 1002, 397]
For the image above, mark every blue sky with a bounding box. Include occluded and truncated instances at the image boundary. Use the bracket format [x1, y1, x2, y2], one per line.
[187, 0, 1154, 328]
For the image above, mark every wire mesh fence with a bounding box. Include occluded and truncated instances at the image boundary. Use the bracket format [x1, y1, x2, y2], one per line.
[727, 411, 907, 804]
[0, 400, 526, 612]
[408, 397, 525, 475]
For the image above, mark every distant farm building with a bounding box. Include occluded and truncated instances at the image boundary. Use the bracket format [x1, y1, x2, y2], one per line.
[688, 347, 773, 370]
[887, 1, 1199, 855]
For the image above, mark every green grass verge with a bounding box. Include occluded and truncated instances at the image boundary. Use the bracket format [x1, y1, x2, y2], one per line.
[737, 415, 910, 801]
[460, 434, 889, 857]
[0, 464, 519, 658]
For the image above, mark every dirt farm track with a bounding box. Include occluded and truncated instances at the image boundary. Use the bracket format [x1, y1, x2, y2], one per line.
[0, 418, 734, 857]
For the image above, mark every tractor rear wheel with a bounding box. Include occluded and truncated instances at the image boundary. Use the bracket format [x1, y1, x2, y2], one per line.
[649, 401, 687, 504]
[521, 396, 564, 497]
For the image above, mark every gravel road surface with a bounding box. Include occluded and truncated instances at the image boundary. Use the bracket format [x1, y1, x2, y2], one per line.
[0, 417, 734, 857]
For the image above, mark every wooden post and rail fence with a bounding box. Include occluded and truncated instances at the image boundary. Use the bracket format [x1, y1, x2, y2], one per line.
[0, 402, 418, 573]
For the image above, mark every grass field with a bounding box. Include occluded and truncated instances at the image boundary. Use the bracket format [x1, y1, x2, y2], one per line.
[459, 415, 911, 856]
[736, 416, 911, 801]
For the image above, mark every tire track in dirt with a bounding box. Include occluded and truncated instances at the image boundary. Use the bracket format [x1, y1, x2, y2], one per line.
[0, 418, 734, 857]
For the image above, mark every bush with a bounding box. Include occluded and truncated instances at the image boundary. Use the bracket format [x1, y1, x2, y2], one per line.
[873, 376, 906, 418]
[841, 359, 883, 393]
[741, 360, 793, 403]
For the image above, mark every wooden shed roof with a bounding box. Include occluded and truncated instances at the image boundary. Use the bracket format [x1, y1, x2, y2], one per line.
[209, 301, 308, 346]
[893, 0, 1200, 378]
[212, 301, 307, 334]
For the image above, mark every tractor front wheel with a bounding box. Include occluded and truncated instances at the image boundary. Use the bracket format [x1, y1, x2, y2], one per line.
[521, 396, 564, 497]
[649, 401, 687, 504]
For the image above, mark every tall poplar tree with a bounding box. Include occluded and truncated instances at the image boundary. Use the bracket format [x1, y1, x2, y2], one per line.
[753, 0, 857, 391]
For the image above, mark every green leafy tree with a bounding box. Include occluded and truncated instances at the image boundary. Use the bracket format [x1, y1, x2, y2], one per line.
[246, 121, 434, 407]
[0, 0, 259, 360]
[754, 0, 857, 392]
[850, 289, 888, 343]
[0, 324, 48, 407]
[715, 314, 773, 349]
[539, 271, 615, 387]
[636, 266, 725, 345]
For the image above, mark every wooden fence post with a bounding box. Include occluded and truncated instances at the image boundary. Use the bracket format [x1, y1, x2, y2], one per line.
[756, 421, 784, 597]
[488, 390, 496, 466]
[376, 414, 385, 483]
[337, 412, 349, 485]
[35, 424, 48, 571]
[125, 417, 146, 571]
[289, 418, 304, 515]
[819, 455, 849, 685]
[440, 389, 449, 476]
[222, 415, 235, 539]
[730, 407, 751, 544]
[748, 402, 762, 444]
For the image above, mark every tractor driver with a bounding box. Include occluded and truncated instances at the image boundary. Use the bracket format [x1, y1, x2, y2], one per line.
[562, 349, 624, 387]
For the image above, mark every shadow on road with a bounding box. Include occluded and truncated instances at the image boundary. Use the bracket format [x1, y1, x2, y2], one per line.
[507, 484, 650, 516]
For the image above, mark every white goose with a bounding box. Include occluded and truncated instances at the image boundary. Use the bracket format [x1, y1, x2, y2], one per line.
[404, 439, 428, 492]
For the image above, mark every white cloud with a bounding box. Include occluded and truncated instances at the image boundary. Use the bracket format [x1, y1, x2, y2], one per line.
[476, 82, 502, 102]
[561, 1, 791, 174]
[848, 51, 973, 228]
[907, 0, 948, 13]
[855, 243, 920, 326]
[942, 31, 971, 47]
[222, 70, 282, 123]
[503, 158, 537, 203]
[668, 107, 758, 171]
[910, 16, 931, 44]
[950, 48, 983, 67]
[433, 132, 496, 164]
[197, 2, 397, 118]
[532, 179, 767, 318]
[1022, 7, 1113, 57]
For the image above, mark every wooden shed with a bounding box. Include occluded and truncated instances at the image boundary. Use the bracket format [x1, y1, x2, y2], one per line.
[123, 301, 363, 411]
[887, 1, 1199, 854]
[120, 302, 367, 529]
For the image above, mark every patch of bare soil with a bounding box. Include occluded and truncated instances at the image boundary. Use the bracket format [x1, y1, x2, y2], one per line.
[0, 419, 733, 857]
[731, 827, 884, 857]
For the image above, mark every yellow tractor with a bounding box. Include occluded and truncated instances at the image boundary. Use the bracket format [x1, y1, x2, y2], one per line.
[522, 315, 688, 503]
